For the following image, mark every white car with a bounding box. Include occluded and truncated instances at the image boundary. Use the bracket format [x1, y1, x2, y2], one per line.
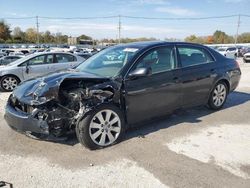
[217, 47, 237, 59]
[243, 48, 250, 63]
[0, 52, 85, 91]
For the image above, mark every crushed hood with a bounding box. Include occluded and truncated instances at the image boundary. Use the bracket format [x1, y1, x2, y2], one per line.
[12, 70, 109, 105]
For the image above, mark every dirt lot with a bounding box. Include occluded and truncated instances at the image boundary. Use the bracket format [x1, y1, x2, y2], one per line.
[0, 59, 250, 188]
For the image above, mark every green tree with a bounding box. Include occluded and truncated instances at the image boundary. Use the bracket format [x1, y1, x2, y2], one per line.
[12, 27, 25, 43]
[42, 30, 53, 43]
[0, 20, 11, 41]
[238, 32, 250, 43]
[25, 28, 37, 43]
[213, 30, 233, 44]
[185, 35, 205, 44]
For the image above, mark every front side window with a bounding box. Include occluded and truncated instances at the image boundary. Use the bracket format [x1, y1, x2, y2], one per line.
[134, 46, 176, 74]
[27, 55, 46, 65]
[178, 46, 213, 67]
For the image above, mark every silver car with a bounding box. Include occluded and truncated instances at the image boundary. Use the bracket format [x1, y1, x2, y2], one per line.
[0, 52, 85, 91]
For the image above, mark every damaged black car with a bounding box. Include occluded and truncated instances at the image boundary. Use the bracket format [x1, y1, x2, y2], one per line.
[4, 41, 241, 149]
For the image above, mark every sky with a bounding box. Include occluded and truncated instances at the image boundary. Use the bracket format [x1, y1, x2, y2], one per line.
[0, 0, 249, 40]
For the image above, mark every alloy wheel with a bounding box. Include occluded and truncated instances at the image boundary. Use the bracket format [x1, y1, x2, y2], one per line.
[89, 109, 121, 146]
[2, 76, 18, 91]
[212, 84, 227, 107]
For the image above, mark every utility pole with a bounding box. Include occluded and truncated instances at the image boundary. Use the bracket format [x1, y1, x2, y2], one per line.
[118, 15, 121, 44]
[36, 16, 39, 45]
[235, 14, 241, 45]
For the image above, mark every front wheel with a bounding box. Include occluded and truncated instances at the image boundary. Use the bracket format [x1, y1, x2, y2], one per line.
[208, 82, 228, 110]
[76, 104, 125, 150]
[0, 76, 19, 92]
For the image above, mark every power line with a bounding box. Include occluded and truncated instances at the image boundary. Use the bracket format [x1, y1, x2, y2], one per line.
[39, 16, 118, 20]
[121, 14, 241, 20]
[0, 16, 36, 20]
[1, 14, 250, 20]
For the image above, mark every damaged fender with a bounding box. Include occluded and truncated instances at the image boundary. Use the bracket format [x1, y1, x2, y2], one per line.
[6, 71, 122, 137]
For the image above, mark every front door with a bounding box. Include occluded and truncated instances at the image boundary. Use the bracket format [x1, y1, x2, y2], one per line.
[124, 45, 182, 124]
[22, 54, 54, 80]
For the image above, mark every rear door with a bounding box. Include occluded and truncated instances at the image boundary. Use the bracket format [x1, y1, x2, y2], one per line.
[124, 45, 182, 124]
[177, 45, 217, 107]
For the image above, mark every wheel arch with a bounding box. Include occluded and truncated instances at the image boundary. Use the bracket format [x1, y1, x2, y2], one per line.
[207, 77, 230, 103]
[1, 74, 21, 83]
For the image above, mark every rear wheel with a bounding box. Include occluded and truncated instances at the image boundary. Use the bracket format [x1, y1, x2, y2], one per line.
[208, 82, 228, 110]
[76, 104, 125, 150]
[0, 75, 19, 92]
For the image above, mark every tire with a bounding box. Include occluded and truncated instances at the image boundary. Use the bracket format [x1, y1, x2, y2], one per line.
[76, 104, 125, 150]
[208, 81, 228, 110]
[0, 75, 20, 92]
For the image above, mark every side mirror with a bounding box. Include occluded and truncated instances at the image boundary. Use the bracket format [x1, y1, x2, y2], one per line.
[128, 67, 152, 79]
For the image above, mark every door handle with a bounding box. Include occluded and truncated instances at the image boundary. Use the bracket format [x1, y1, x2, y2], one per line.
[210, 68, 216, 73]
[210, 69, 217, 78]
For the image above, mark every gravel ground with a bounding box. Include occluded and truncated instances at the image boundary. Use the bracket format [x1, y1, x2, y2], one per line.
[0, 58, 249, 188]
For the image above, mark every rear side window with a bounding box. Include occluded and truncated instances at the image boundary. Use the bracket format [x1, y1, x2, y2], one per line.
[55, 54, 76, 63]
[178, 46, 214, 67]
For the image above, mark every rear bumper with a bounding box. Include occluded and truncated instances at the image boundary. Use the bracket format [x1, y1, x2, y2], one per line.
[4, 101, 49, 135]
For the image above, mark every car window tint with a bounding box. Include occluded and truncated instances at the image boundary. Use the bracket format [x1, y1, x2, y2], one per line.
[55, 54, 76, 63]
[46, 54, 54, 63]
[135, 46, 176, 74]
[178, 46, 213, 67]
[28, 55, 46, 65]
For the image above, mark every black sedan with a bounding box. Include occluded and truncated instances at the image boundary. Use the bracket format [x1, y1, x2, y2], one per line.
[4, 41, 241, 149]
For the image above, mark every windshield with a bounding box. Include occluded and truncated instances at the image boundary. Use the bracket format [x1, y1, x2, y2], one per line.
[76, 45, 140, 77]
[218, 48, 226, 52]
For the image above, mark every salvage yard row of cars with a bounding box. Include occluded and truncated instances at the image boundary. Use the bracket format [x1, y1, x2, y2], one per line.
[2, 41, 241, 150]
[0, 45, 101, 91]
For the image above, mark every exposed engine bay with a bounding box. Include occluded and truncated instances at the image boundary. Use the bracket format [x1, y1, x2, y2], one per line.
[8, 77, 119, 138]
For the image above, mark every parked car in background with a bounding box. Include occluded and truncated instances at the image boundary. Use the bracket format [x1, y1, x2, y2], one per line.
[77, 53, 92, 59]
[217, 47, 237, 59]
[242, 47, 250, 56]
[4, 41, 241, 149]
[0, 52, 7, 58]
[8, 52, 25, 57]
[0, 52, 85, 91]
[0, 56, 23, 66]
[243, 48, 250, 63]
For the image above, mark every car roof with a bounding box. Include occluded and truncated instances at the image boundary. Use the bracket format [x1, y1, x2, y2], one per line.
[117, 41, 207, 49]
[7, 52, 82, 66]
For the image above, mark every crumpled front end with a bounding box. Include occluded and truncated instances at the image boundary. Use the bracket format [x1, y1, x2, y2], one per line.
[5, 96, 50, 135]
[4, 72, 120, 139]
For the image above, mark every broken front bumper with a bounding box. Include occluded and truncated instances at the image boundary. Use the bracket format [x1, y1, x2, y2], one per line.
[4, 101, 49, 135]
